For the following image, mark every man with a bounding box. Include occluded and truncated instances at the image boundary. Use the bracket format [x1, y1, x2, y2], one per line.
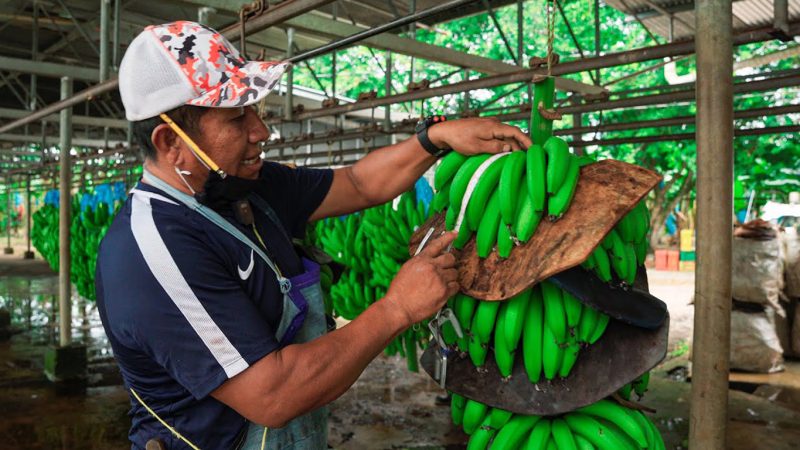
[97, 21, 531, 449]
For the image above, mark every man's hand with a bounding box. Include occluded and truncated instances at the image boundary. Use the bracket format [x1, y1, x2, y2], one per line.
[427, 117, 532, 155]
[383, 232, 459, 326]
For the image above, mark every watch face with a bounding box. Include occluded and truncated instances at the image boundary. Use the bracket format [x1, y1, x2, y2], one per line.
[415, 120, 426, 133]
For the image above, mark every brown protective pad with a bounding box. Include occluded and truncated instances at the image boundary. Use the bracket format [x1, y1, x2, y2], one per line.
[420, 314, 669, 416]
[409, 160, 662, 301]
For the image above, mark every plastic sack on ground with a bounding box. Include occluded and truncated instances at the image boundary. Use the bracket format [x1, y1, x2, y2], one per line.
[783, 227, 800, 298]
[730, 307, 785, 373]
[731, 235, 784, 312]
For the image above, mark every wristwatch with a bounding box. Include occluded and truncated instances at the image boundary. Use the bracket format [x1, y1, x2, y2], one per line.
[415, 115, 451, 158]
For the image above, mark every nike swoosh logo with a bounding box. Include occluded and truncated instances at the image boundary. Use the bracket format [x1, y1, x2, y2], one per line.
[238, 250, 255, 280]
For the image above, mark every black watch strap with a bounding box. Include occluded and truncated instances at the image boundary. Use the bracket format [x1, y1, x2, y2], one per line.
[415, 115, 451, 158]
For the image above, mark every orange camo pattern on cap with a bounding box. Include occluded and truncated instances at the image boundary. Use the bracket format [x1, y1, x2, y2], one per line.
[147, 20, 287, 107]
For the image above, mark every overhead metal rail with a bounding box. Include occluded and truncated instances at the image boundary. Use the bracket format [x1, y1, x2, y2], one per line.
[0, 0, 338, 135]
[262, 21, 800, 124]
[1, 9, 797, 137]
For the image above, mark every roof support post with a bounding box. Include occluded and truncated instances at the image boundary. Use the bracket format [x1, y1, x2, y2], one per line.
[100, 0, 111, 82]
[3, 181, 11, 255]
[112, 0, 121, 71]
[25, 174, 34, 259]
[775, 0, 789, 34]
[58, 76, 73, 347]
[30, 0, 39, 111]
[284, 27, 295, 121]
[384, 51, 392, 132]
[689, 1, 733, 449]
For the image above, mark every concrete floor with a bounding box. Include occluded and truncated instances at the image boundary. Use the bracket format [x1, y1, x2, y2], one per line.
[0, 253, 798, 449]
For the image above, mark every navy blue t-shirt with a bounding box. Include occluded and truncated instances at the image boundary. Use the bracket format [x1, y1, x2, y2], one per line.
[96, 162, 333, 450]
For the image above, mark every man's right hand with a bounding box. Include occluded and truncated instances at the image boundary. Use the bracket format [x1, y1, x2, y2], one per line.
[383, 231, 460, 326]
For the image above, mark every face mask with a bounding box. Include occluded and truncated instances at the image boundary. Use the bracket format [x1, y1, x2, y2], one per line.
[161, 113, 261, 210]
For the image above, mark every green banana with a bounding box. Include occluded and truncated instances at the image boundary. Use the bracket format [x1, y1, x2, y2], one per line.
[616, 208, 638, 244]
[491, 414, 541, 450]
[503, 288, 531, 350]
[530, 76, 556, 145]
[546, 439, 558, 450]
[541, 281, 567, 343]
[562, 290, 583, 330]
[453, 221, 473, 250]
[445, 204, 458, 230]
[467, 417, 497, 450]
[624, 243, 638, 284]
[630, 410, 658, 450]
[588, 313, 610, 345]
[592, 246, 613, 283]
[577, 399, 648, 448]
[513, 181, 543, 243]
[559, 334, 580, 378]
[469, 334, 489, 367]
[603, 424, 640, 450]
[489, 408, 514, 429]
[499, 150, 527, 224]
[542, 322, 563, 380]
[467, 155, 508, 230]
[577, 306, 600, 344]
[646, 414, 665, 450]
[633, 371, 651, 396]
[574, 435, 596, 450]
[525, 418, 551, 450]
[522, 287, 544, 383]
[472, 300, 501, 345]
[526, 144, 547, 212]
[564, 413, 632, 450]
[547, 154, 580, 219]
[451, 393, 466, 426]
[581, 251, 596, 270]
[432, 182, 451, 213]
[497, 220, 515, 259]
[462, 399, 489, 435]
[449, 154, 492, 222]
[544, 136, 571, 195]
[455, 293, 478, 352]
[435, 151, 469, 190]
[552, 418, 578, 450]
[618, 383, 633, 401]
[635, 240, 649, 268]
[606, 229, 629, 282]
[476, 189, 502, 258]
[494, 309, 515, 377]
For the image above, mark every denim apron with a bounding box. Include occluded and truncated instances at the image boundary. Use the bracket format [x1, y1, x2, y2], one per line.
[141, 170, 329, 450]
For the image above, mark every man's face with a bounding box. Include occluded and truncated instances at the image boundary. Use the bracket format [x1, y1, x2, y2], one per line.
[187, 106, 270, 180]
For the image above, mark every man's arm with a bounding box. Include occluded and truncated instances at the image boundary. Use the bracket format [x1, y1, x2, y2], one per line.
[308, 117, 532, 221]
[211, 233, 459, 428]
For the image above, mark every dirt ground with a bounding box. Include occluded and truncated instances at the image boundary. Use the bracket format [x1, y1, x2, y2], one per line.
[1, 253, 798, 450]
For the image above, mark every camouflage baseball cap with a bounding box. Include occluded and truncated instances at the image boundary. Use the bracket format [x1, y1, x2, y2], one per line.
[119, 20, 290, 121]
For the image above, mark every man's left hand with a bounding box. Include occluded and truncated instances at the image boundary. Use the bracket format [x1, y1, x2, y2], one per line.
[427, 117, 533, 156]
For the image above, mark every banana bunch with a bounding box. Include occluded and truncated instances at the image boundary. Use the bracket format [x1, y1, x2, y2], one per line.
[452, 394, 664, 450]
[311, 188, 433, 372]
[581, 200, 651, 285]
[432, 137, 582, 258]
[442, 281, 610, 381]
[31, 188, 122, 302]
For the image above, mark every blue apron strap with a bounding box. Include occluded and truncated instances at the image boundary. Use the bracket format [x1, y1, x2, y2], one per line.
[141, 169, 292, 294]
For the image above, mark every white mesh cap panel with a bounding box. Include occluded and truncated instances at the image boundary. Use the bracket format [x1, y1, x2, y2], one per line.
[119, 31, 195, 121]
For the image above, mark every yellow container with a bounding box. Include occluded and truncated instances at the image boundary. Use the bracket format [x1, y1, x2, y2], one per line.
[680, 229, 695, 252]
[679, 260, 695, 272]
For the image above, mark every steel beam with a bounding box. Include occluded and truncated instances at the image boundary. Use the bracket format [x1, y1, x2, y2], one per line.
[689, 0, 733, 448]
[58, 77, 73, 347]
[0, 133, 128, 148]
[0, 108, 127, 128]
[0, 55, 99, 82]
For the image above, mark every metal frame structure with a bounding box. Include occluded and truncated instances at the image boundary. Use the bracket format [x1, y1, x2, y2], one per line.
[0, 2, 799, 447]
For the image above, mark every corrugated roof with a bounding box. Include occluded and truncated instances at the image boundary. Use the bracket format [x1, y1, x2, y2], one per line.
[605, 0, 800, 41]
